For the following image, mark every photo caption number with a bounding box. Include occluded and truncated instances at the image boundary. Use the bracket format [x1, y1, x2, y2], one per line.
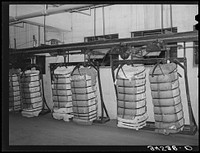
[172, 145, 178, 151]
[146, 145, 193, 151]
[184, 145, 193, 151]
[147, 145, 178, 151]
[154, 146, 161, 151]
[147, 146, 155, 151]
[165, 146, 172, 151]
[159, 146, 167, 151]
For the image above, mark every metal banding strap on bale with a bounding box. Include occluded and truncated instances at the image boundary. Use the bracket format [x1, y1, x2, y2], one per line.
[9, 72, 14, 111]
[21, 64, 51, 114]
[55, 75, 60, 109]
[71, 61, 109, 122]
[21, 70, 41, 110]
[72, 66, 83, 118]
[71, 65, 97, 120]
[51, 64, 73, 119]
[71, 65, 90, 120]
[115, 64, 147, 129]
[118, 65, 127, 118]
[84, 74, 88, 120]
[9, 69, 22, 111]
[116, 64, 127, 119]
[52, 64, 64, 110]
[123, 77, 125, 118]
[150, 62, 184, 134]
[151, 59, 165, 77]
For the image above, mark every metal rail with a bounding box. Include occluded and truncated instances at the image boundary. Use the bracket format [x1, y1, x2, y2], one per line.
[9, 31, 198, 55]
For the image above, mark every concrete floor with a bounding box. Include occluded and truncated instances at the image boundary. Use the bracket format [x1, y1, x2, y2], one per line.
[9, 112, 199, 146]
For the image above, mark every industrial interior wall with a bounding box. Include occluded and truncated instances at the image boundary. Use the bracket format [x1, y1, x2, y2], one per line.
[61, 4, 198, 126]
[9, 23, 63, 48]
[9, 6, 63, 48]
[62, 4, 198, 42]
[9, 24, 39, 49]
[9, 5, 72, 48]
[177, 42, 199, 127]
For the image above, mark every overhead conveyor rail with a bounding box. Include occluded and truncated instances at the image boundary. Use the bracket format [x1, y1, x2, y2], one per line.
[9, 29, 198, 134]
[9, 31, 198, 56]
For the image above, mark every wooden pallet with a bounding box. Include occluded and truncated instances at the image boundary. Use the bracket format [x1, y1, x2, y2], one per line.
[117, 121, 147, 130]
[117, 114, 148, 130]
[72, 117, 96, 125]
[21, 109, 42, 117]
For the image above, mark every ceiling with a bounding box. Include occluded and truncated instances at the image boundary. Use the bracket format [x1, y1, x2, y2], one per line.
[9, 4, 97, 32]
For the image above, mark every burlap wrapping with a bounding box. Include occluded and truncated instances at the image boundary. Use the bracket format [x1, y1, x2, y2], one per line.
[155, 118, 184, 134]
[117, 85, 145, 94]
[53, 95, 72, 101]
[116, 78, 146, 87]
[117, 106, 146, 116]
[21, 70, 42, 116]
[118, 99, 146, 109]
[52, 84, 71, 90]
[72, 98, 96, 107]
[9, 69, 22, 111]
[151, 87, 180, 99]
[53, 101, 73, 108]
[115, 65, 148, 130]
[150, 79, 179, 91]
[149, 63, 184, 134]
[22, 81, 40, 88]
[9, 90, 20, 97]
[52, 89, 71, 96]
[71, 67, 98, 122]
[154, 110, 183, 122]
[117, 92, 146, 101]
[73, 103, 97, 114]
[22, 74, 39, 82]
[9, 95, 21, 102]
[152, 96, 181, 106]
[73, 110, 97, 121]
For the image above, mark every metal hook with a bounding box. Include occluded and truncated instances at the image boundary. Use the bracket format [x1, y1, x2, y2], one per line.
[151, 59, 164, 77]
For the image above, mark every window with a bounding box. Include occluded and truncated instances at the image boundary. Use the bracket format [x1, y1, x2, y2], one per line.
[84, 34, 119, 42]
[131, 27, 178, 58]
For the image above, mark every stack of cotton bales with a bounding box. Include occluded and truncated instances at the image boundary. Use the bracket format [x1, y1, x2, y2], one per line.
[149, 63, 184, 135]
[115, 64, 148, 130]
[20, 69, 43, 117]
[51, 66, 74, 122]
[71, 66, 98, 124]
[9, 68, 22, 112]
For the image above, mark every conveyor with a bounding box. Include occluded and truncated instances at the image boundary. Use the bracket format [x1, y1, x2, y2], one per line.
[9, 30, 198, 133]
[9, 31, 197, 56]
